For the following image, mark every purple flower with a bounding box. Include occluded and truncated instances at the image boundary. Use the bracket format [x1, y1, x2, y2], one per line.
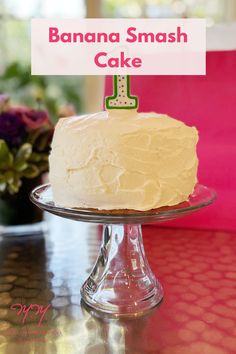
[0, 112, 26, 146]
[10, 106, 51, 129]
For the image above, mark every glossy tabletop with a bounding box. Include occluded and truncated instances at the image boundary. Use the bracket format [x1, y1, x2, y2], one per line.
[0, 216, 236, 354]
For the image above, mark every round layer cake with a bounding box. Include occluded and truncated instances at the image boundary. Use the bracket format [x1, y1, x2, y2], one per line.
[49, 109, 198, 211]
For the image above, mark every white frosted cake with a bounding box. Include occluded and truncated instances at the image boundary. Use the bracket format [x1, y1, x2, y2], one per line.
[49, 109, 198, 211]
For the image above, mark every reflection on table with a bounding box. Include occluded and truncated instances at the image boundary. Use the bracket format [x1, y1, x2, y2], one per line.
[0, 214, 235, 354]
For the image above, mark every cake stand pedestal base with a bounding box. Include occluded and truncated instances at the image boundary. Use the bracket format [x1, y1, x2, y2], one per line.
[81, 224, 163, 316]
[30, 183, 216, 317]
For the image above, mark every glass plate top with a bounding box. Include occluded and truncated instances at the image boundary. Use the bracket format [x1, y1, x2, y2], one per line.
[30, 184, 216, 224]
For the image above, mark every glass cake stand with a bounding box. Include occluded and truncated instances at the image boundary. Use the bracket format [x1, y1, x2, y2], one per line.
[30, 184, 216, 316]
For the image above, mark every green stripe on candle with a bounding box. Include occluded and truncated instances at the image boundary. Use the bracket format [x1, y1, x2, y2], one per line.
[106, 75, 138, 110]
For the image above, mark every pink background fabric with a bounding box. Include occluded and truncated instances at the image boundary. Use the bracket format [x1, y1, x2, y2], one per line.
[105, 51, 236, 231]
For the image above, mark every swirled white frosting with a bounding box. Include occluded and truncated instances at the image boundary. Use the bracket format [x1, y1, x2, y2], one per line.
[49, 110, 198, 211]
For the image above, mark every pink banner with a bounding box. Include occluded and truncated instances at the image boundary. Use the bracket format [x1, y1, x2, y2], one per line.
[31, 18, 205, 75]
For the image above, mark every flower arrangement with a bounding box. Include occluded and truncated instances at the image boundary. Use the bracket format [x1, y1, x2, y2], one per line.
[0, 95, 54, 196]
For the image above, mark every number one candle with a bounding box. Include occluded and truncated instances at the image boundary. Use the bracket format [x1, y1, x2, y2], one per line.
[106, 75, 138, 110]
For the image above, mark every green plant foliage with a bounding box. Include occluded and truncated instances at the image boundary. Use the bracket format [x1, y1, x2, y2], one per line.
[0, 62, 84, 123]
[0, 140, 13, 170]
[0, 127, 51, 195]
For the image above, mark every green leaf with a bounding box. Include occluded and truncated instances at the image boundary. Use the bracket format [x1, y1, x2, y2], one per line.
[3, 62, 21, 79]
[0, 174, 7, 183]
[4, 171, 14, 184]
[0, 182, 7, 192]
[14, 143, 32, 171]
[37, 161, 49, 173]
[16, 143, 32, 161]
[34, 129, 52, 152]
[0, 140, 13, 169]
[4, 171, 22, 194]
[15, 162, 28, 172]
[21, 164, 39, 178]
[8, 177, 21, 194]
[28, 127, 46, 145]
[29, 152, 48, 163]
[0, 171, 21, 195]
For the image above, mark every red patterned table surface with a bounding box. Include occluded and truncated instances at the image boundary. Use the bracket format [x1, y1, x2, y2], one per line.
[143, 226, 236, 354]
[0, 217, 235, 354]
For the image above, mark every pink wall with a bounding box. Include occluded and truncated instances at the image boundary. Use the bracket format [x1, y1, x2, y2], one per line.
[105, 51, 236, 231]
